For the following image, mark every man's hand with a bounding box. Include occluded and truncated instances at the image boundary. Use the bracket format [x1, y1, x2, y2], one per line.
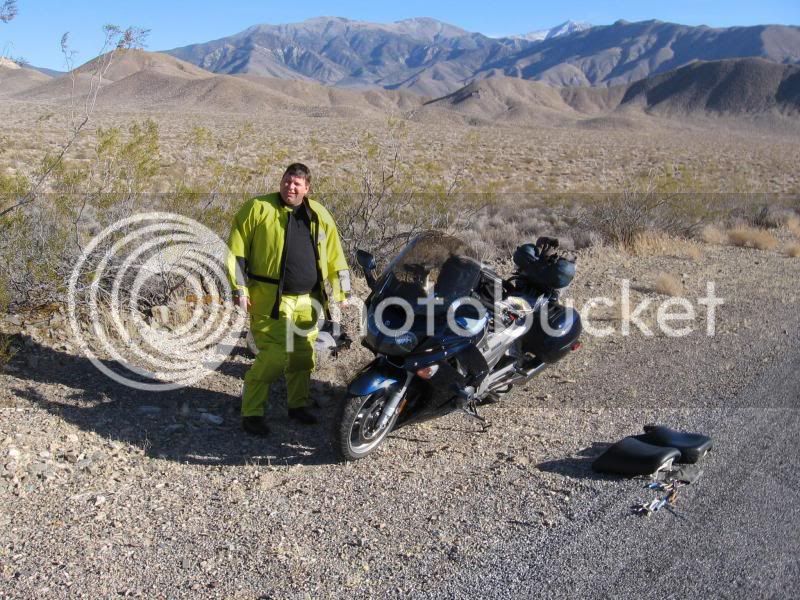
[233, 293, 250, 312]
[339, 294, 358, 309]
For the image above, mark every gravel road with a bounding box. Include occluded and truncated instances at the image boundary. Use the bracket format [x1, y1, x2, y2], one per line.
[1, 240, 798, 598]
[443, 350, 800, 599]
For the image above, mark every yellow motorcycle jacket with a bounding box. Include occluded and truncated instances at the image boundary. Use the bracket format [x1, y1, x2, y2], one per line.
[226, 193, 350, 318]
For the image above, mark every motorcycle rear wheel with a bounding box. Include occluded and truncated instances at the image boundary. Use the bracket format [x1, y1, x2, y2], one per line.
[335, 389, 401, 461]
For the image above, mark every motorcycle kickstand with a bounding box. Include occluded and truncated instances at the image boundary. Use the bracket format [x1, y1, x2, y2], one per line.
[455, 386, 491, 432]
[460, 406, 490, 431]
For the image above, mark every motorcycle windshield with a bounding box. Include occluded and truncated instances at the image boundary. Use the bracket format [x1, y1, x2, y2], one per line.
[372, 231, 482, 314]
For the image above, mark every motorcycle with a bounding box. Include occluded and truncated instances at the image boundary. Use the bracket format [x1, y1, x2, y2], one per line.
[334, 231, 582, 461]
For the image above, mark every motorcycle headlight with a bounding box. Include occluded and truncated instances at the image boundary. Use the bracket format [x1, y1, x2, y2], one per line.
[365, 316, 418, 354]
[393, 331, 417, 351]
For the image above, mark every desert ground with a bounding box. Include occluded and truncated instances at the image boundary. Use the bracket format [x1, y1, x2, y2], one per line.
[1, 56, 800, 597]
[2, 94, 800, 194]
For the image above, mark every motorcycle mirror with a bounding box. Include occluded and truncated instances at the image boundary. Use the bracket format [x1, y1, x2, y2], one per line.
[355, 249, 377, 288]
[356, 249, 377, 271]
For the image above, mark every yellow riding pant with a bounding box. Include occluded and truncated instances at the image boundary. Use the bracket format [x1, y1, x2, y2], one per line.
[242, 292, 319, 417]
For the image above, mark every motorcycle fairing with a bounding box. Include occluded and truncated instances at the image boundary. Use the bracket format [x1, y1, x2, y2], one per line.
[397, 361, 467, 425]
[347, 358, 405, 396]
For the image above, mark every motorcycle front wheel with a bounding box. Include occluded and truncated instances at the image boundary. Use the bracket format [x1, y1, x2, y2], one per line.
[335, 388, 401, 461]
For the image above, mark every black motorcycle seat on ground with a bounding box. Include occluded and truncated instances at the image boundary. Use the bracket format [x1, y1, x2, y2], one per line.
[592, 437, 681, 476]
[635, 425, 713, 464]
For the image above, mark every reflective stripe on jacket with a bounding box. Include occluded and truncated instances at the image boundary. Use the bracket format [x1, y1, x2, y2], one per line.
[226, 192, 349, 317]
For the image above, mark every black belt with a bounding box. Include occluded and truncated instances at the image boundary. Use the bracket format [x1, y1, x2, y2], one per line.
[247, 272, 280, 285]
[248, 272, 282, 319]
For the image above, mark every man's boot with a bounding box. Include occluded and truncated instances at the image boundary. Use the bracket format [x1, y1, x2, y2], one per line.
[242, 416, 270, 437]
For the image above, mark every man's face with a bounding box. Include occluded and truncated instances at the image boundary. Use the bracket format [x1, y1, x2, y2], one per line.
[280, 174, 310, 207]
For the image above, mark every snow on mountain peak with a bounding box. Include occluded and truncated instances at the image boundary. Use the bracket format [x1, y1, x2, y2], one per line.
[514, 20, 592, 42]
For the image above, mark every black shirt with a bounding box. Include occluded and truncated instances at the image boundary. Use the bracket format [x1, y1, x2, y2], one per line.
[282, 203, 319, 294]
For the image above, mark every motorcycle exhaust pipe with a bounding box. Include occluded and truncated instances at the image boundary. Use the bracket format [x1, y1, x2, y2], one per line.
[499, 361, 547, 387]
[483, 391, 501, 403]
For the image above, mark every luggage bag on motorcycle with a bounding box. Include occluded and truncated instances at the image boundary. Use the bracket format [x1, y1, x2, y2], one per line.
[513, 243, 575, 291]
[521, 301, 582, 363]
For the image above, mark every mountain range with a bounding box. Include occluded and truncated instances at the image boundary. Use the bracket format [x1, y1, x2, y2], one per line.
[4, 49, 798, 126]
[2, 17, 800, 128]
[425, 58, 800, 122]
[164, 17, 800, 95]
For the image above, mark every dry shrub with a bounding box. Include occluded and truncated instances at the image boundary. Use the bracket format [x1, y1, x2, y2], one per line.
[748, 205, 794, 229]
[0, 334, 16, 371]
[484, 221, 525, 253]
[787, 216, 800, 238]
[727, 226, 779, 251]
[628, 231, 702, 260]
[686, 245, 703, 261]
[466, 238, 498, 263]
[786, 243, 800, 258]
[654, 273, 684, 297]
[628, 231, 671, 255]
[700, 225, 727, 245]
[578, 168, 713, 248]
[571, 230, 603, 250]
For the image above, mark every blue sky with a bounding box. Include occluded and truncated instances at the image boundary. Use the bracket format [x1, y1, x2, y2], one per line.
[2, 0, 799, 70]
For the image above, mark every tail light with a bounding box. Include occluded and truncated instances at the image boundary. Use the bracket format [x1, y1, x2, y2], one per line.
[570, 341, 582, 352]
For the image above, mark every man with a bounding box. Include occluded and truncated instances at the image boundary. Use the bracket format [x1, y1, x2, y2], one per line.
[227, 163, 350, 436]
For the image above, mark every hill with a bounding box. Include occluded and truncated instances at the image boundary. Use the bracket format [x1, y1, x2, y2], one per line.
[421, 58, 800, 126]
[619, 57, 800, 116]
[0, 59, 52, 96]
[421, 77, 583, 125]
[73, 49, 212, 82]
[17, 50, 212, 103]
[15, 50, 422, 117]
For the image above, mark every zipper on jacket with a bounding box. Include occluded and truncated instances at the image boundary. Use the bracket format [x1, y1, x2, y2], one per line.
[271, 209, 291, 320]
